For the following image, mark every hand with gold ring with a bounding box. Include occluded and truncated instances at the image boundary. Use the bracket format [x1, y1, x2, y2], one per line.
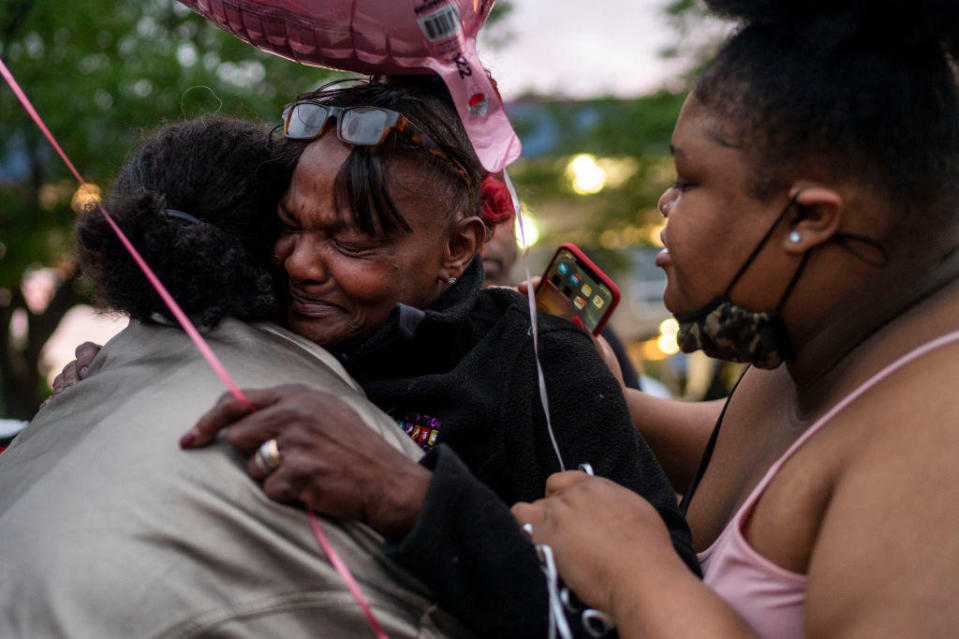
[252, 438, 282, 475]
[179, 384, 432, 538]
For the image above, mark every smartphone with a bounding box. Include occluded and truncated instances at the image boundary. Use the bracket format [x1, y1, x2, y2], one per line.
[534, 243, 620, 335]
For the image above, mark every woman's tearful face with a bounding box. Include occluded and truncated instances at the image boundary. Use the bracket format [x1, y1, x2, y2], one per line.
[274, 134, 455, 350]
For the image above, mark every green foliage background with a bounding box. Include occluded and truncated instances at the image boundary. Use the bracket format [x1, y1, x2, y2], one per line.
[0, 0, 337, 416]
[1, 0, 336, 286]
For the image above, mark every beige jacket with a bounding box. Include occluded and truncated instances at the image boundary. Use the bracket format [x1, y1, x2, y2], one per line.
[0, 319, 472, 639]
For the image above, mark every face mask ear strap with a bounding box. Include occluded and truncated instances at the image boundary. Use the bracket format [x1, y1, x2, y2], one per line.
[772, 231, 888, 312]
[724, 192, 802, 295]
[775, 250, 812, 312]
[834, 232, 890, 268]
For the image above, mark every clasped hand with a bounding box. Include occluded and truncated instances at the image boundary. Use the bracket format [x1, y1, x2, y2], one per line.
[511, 471, 679, 619]
[180, 384, 432, 538]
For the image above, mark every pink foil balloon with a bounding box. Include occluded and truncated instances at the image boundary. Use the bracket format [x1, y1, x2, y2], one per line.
[179, 0, 521, 172]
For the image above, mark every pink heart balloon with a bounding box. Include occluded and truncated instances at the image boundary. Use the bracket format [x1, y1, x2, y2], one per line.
[179, 0, 521, 172]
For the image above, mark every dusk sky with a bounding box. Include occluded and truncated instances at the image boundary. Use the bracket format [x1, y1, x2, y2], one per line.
[480, 0, 690, 99]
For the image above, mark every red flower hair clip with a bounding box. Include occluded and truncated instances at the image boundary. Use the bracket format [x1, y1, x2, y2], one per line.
[480, 172, 516, 226]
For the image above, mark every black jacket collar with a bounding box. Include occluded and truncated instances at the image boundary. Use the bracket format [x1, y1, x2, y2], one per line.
[340, 257, 484, 362]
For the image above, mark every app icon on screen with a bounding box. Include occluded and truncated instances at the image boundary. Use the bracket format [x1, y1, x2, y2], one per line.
[557, 261, 569, 274]
[581, 283, 592, 297]
[592, 295, 605, 309]
[574, 296, 587, 310]
[570, 273, 581, 286]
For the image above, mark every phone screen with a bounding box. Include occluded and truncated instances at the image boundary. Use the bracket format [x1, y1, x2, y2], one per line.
[536, 247, 616, 334]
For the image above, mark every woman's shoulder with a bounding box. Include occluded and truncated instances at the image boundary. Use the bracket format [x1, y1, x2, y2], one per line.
[802, 337, 959, 636]
[473, 286, 532, 320]
[843, 334, 959, 453]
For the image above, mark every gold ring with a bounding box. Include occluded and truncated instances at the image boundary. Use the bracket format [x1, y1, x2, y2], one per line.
[253, 438, 282, 474]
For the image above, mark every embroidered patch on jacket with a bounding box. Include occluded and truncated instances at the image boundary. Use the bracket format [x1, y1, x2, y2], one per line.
[395, 412, 442, 451]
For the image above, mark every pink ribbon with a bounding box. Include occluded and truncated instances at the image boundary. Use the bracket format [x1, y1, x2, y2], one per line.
[310, 512, 390, 639]
[1, 55, 388, 639]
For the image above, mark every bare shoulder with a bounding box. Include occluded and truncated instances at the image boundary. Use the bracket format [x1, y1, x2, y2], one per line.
[845, 335, 959, 452]
[806, 339, 959, 638]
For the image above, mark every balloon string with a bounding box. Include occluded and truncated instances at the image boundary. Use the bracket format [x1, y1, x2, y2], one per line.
[309, 512, 390, 639]
[0, 56, 255, 413]
[503, 169, 565, 472]
[1, 56, 388, 638]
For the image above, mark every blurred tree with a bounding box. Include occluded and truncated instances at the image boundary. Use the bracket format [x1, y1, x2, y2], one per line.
[0, 0, 337, 417]
[507, 90, 685, 268]
[659, 0, 729, 84]
[506, 0, 730, 270]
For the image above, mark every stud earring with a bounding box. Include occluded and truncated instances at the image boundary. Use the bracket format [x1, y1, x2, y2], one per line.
[789, 230, 802, 244]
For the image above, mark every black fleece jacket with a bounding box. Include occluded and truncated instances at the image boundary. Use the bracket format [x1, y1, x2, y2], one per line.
[339, 259, 697, 638]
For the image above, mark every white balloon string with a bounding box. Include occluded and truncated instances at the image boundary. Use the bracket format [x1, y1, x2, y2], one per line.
[503, 169, 566, 472]
[537, 544, 574, 639]
[582, 609, 616, 638]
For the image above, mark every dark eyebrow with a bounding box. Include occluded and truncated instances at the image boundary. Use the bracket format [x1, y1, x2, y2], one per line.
[277, 201, 351, 233]
[705, 127, 741, 149]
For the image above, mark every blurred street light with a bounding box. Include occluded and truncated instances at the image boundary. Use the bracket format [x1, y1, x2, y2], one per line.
[657, 317, 680, 355]
[648, 222, 666, 246]
[657, 332, 680, 356]
[71, 183, 101, 213]
[659, 318, 679, 335]
[567, 154, 607, 195]
[515, 210, 540, 249]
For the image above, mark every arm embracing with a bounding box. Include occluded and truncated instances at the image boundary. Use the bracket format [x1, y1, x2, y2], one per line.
[184, 387, 554, 637]
[383, 445, 552, 638]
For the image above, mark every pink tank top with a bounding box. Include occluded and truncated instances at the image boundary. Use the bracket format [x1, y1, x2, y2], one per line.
[697, 329, 959, 638]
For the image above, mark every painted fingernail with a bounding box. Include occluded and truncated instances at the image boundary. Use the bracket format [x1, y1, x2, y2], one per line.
[79, 366, 89, 379]
[179, 429, 197, 449]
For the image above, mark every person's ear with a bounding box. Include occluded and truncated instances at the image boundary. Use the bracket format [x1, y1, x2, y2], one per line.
[781, 185, 843, 255]
[440, 216, 487, 281]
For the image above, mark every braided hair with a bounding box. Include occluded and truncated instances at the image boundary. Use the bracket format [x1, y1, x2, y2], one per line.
[76, 117, 292, 326]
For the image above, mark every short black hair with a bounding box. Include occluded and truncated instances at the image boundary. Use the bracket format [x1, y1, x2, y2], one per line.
[696, 0, 959, 228]
[273, 75, 484, 236]
[76, 117, 292, 326]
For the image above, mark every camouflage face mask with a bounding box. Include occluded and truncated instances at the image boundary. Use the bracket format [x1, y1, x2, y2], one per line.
[674, 292, 797, 369]
[673, 194, 806, 370]
[672, 193, 888, 370]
